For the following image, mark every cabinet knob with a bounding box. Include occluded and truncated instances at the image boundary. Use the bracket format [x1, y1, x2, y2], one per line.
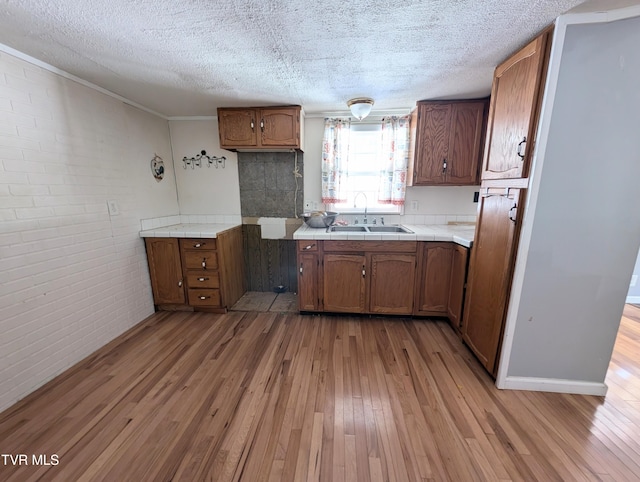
[199, 295, 210, 300]
[251, 119, 255, 130]
[303, 244, 315, 250]
[442, 158, 447, 174]
[517, 137, 527, 159]
[299, 264, 303, 274]
[362, 265, 366, 278]
[193, 242, 204, 248]
[178, 280, 183, 287]
[260, 119, 264, 132]
[198, 277, 208, 282]
[202, 259, 206, 268]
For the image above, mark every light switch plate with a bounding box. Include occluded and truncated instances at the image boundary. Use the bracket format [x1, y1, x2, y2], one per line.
[107, 200, 120, 216]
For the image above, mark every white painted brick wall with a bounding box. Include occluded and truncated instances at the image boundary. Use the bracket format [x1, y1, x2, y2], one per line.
[0, 50, 179, 413]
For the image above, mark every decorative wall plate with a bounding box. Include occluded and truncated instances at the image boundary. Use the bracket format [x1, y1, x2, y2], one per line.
[151, 155, 165, 182]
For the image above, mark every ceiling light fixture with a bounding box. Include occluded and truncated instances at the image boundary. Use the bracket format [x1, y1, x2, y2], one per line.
[347, 97, 374, 121]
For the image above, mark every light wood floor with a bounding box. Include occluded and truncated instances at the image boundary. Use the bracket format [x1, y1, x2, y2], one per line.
[1, 305, 639, 481]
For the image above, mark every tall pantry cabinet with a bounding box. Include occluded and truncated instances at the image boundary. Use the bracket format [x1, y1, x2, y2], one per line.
[462, 27, 553, 376]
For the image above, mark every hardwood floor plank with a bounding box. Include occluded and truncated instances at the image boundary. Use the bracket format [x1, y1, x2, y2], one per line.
[2, 309, 640, 481]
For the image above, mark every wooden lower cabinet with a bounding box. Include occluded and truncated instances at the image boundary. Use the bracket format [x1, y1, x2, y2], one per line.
[296, 239, 469, 319]
[370, 254, 416, 314]
[144, 226, 246, 312]
[297, 252, 319, 311]
[447, 244, 469, 331]
[323, 254, 367, 313]
[145, 238, 185, 305]
[462, 188, 524, 375]
[414, 242, 453, 316]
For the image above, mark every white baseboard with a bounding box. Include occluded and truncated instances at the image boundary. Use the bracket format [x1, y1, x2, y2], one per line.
[498, 376, 608, 396]
[626, 296, 640, 304]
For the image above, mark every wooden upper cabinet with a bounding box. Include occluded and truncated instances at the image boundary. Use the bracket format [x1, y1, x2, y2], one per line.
[217, 106, 302, 150]
[409, 100, 487, 186]
[482, 28, 552, 181]
[259, 108, 300, 147]
[217, 109, 258, 148]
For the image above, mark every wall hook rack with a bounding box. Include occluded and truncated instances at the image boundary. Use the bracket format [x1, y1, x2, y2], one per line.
[182, 150, 226, 169]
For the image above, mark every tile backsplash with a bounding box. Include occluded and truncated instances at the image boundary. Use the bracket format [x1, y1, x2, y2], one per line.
[237, 152, 303, 218]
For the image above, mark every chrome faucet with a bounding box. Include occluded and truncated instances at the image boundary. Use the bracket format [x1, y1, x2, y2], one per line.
[354, 192, 368, 224]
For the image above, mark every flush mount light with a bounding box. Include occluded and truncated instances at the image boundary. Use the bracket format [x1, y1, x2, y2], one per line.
[347, 97, 374, 121]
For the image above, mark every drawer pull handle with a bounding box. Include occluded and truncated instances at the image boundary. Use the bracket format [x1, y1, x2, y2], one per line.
[194, 242, 203, 248]
[299, 264, 303, 274]
[178, 280, 183, 287]
[202, 259, 206, 268]
[303, 244, 315, 250]
[362, 265, 366, 278]
[199, 296, 210, 300]
[198, 277, 209, 282]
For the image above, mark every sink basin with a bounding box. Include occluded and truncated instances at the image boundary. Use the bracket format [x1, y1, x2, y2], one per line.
[367, 225, 414, 233]
[326, 225, 413, 234]
[328, 225, 368, 232]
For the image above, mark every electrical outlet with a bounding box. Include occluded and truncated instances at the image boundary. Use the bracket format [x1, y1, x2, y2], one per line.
[473, 191, 479, 203]
[410, 201, 419, 211]
[304, 201, 312, 211]
[107, 200, 120, 216]
[631, 275, 638, 287]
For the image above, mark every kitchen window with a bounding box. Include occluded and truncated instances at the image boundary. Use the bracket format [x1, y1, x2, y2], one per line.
[321, 116, 410, 215]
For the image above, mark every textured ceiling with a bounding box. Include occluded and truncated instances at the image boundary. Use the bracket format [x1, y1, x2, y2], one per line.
[0, 0, 591, 117]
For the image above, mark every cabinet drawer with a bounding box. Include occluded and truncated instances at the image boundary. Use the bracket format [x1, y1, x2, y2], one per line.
[180, 238, 217, 250]
[186, 271, 220, 289]
[183, 250, 218, 270]
[297, 241, 318, 252]
[188, 289, 222, 307]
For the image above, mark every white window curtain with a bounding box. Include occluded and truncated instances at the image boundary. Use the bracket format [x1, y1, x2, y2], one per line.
[378, 115, 411, 206]
[321, 118, 351, 204]
[321, 115, 410, 209]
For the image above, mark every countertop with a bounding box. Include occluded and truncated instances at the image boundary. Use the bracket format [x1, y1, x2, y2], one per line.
[293, 223, 475, 248]
[139, 222, 475, 248]
[139, 223, 242, 238]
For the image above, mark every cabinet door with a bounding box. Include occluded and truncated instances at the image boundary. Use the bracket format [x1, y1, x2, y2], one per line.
[323, 254, 366, 313]
[482, 32, 550, 180]
[412, 103, 451, 184]
[145, 238, 185, 305]
[447, 102, 486, 185]
[218, 108, 258, 148]
[259, 107, 300, 148]
[369, 254, 416, 314]
[297, 253, 319, 311]
[414, 243, 453, 315]
[462, 188, 524, 375]
[447, 244, 469, 331]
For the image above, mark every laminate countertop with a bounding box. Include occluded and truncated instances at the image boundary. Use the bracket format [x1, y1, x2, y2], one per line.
[293, 223, 475, 248]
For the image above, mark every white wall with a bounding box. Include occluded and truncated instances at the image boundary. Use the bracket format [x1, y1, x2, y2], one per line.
[0, 50, 178, 412]
[627, 247, 640, 303]
[303, 117, 479, 220]
[501, 15, 640, 390]
[168, 119, 241, 216]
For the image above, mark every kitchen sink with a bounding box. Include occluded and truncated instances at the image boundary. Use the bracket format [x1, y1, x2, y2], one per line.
[326, 224, 413, 234]
[327, 225, 368, 232]
[367, 225, 413, 233]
